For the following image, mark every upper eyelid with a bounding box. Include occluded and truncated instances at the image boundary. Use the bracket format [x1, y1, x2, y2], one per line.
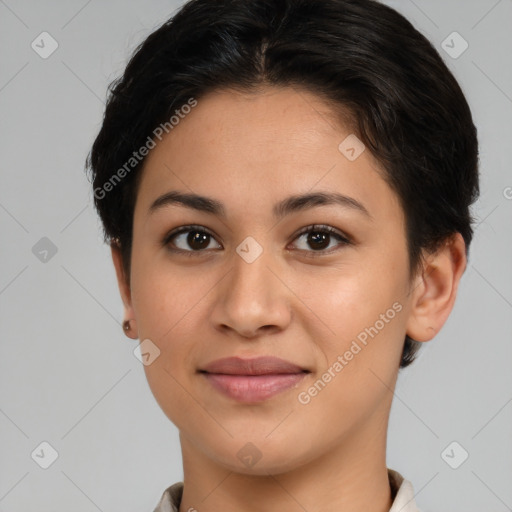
[294, 224, 349, 239]
[167, 224, 217, 240]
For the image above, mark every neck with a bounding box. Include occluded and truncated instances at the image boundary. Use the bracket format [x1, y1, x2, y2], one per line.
[178, 412, 393, 512]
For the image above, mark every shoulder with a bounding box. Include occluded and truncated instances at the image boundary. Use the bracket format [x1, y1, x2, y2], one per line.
[152, 481, 184, 512]
[153, 471, 422, 512]
[388, 468, 422, 512]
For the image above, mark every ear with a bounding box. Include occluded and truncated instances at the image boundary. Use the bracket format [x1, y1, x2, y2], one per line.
[405, 233, 467, 342]
[111, 243, 138, 339]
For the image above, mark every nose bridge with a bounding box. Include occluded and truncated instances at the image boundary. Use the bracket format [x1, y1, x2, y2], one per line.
[231, 239, 275, 301]
[211, 236, 291, 336]
[228, 239, 275, 310]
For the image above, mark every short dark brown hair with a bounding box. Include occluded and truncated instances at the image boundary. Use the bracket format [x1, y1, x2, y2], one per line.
[86, 0, 479, 368]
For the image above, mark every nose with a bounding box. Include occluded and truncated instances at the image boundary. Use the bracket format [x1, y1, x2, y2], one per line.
[209, 245, 292, 339]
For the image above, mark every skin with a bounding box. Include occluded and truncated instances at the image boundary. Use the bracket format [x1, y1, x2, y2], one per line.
[111, 86, 467, 512]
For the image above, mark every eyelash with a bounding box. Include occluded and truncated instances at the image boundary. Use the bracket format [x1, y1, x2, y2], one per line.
[162, 224, 352, 258]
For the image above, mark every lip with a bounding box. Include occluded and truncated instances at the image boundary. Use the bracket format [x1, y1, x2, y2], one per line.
[200, 356, 307, 375]
[199, 356, 310, 403]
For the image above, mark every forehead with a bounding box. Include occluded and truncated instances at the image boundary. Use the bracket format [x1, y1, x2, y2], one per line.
[134, 86, 402, 225]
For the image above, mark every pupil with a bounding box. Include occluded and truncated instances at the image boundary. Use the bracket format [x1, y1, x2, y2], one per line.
[308, 232, 329, 250]
[188, 231, 209, 250]
[184, 231, 331, 251]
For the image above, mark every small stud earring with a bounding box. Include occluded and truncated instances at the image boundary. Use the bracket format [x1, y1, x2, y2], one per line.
[123, 319, 131, 332]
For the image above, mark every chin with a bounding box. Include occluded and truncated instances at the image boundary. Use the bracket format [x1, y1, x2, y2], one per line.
[205, 437, 315, 476]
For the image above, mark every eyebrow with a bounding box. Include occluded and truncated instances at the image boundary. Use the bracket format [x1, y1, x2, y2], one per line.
[148, 190, 372, 220]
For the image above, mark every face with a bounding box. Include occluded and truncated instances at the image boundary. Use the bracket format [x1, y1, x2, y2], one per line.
[117, 86, 425, 474]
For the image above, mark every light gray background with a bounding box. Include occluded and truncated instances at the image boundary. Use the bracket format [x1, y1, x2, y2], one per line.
[1, 1, 511, 511]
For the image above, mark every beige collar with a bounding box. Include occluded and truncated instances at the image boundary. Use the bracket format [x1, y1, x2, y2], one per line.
[153, 468, 421, 512]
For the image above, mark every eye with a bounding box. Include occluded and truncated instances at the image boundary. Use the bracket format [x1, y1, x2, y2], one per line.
[163, 225, 221, 253]
[163, 224, 351, 256]
[290, 224, 351, 254]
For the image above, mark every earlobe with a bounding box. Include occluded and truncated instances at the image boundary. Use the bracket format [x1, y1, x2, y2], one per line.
[111, 243, 138, 339]
[405, 233, 467, 343]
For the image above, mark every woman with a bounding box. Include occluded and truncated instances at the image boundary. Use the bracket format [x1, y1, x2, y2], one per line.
[86, 0, 479, 510]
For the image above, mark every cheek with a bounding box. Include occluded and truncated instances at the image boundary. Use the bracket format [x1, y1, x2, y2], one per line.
[132, 270, 202, 426]
[130, 257, 207, 375]
[298, 251, 409, 379]
[130, 251, 205, 339]
[294, 272, 406, 428]
[304, 264, 404, 333]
